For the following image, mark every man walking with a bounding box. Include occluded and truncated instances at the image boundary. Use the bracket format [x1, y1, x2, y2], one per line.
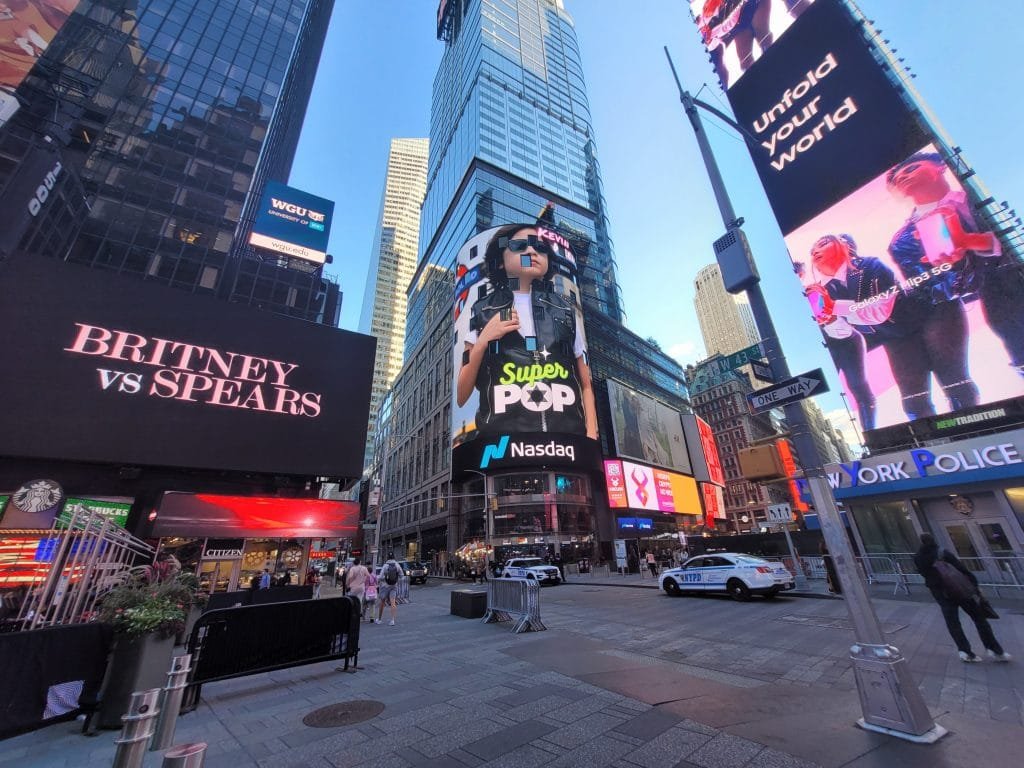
[377, 553, 403, 626]
[259, 568, 271, 590]
[345, 558, 370, 620]
[914, 533, 1011, 663]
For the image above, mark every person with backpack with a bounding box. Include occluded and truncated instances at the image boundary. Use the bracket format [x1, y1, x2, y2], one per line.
[377, 554, 403, 626]
[914, 533, 1010, 663]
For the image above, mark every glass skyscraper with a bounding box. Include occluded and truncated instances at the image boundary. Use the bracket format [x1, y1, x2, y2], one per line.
[375, 0, 691, 562]
[0, 0, 338, 324]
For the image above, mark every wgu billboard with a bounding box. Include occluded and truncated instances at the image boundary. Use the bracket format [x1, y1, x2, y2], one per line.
[0, 257, 375, 479]
[248, 181, 334, 265]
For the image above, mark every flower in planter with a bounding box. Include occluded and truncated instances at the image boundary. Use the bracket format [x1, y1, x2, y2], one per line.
[97, 556, 206, 638]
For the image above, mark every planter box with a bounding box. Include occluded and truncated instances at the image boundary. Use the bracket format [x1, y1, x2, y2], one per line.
[98, 633, 175, 729]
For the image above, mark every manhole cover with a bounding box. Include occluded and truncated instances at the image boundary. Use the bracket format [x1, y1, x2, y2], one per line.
[302, 700, 385, 728]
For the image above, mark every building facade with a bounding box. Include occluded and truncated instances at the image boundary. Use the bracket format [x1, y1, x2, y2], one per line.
[0, 0, 339, 324]
[359, 138, 430, 468]
[372, 0, 691, 566]
[688, 364, 788, 532]
[693, 264, 759, 358]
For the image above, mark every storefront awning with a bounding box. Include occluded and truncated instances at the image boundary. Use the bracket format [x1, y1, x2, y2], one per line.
[152, 492, 359, 538]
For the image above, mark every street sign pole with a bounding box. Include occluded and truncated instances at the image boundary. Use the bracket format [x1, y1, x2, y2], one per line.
[667, 49, 945, 744]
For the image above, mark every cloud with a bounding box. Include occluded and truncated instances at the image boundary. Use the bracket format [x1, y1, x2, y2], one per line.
[666, 340, 701, 364]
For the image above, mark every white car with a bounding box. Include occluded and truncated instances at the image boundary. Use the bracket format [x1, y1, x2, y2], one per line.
[660, 553, 794, 601]
[502, 557, 561, 585]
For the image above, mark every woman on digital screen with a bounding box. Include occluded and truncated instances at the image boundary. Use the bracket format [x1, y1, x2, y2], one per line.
[456, 224, 597, 440]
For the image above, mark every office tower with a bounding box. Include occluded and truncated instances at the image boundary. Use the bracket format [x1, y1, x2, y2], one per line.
[360, 138, 430, 468]
[693, 264, 760, 357]
[374, 0, 691, 561]
[0, 0, 338, 324]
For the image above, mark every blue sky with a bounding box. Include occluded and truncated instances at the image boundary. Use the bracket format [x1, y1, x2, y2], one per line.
[290, 1, 1024, 449]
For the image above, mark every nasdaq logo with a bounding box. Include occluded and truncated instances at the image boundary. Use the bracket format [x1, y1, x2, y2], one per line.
[479, 435, 510, 469]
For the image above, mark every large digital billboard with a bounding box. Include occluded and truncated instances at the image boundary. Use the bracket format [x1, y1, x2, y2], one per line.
[604, 459, 701, 516]
[721, 0, 927, 234]
[0, 257, 375, 479]
[0, 1, 78, 128]
[248, 181, 335, 265]
[682, 413, 724, 485]
[607, 380, 691, 474]
[451, 223, 599, 475]
[692, 0, 816, 90]
[693, 0, 1024, 438]
[788, 145, 1024, 432]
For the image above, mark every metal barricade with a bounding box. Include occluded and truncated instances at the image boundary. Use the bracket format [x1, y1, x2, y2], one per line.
[396, 575, 411, 604]
[482, 578, 545, 634]
[111, 689, 160, 768]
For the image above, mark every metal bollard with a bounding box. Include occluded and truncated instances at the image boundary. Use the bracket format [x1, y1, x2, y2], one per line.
[111, 688, 161, 768]
[150, 653, 192, 752]
[161, 742, 207, 768]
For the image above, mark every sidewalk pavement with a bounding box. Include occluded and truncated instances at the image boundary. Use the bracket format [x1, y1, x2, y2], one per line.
[2, 581, 1022, 768]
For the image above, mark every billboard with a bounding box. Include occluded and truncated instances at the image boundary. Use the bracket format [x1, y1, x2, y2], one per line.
[701, 483, 726, 527]
[0, 1, 79, 129]
[682, 413, 724, 485]
[607, 380, 692, 474]
[692, 0, 817, 90]
[0, 257, 375, 479]
[151, 493, 360, 538]
[451, 223, 598, 475]
[248, 181, 334, 265]
[721, 0, 927, 234]
[789, 145, 1024, 432]
[693, 0, 1024, 437]
[604, 459, 701, 515]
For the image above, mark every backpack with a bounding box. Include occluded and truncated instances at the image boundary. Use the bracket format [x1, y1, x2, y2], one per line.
[933, 553, 976, 602]
[384, 562, 400, 585]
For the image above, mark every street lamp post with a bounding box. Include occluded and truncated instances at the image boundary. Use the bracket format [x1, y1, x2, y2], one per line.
[666, 49, 945, 743]
[464, 469, 492, 562]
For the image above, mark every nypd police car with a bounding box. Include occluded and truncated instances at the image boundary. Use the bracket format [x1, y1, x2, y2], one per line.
[502, 557, 561, 585]
[660, 553, 794, 601]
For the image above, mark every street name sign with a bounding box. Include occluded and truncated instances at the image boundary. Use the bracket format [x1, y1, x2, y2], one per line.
[766, 503, 792, 524]
[703, 342, 765, 375]
[746, 368, 829, 413]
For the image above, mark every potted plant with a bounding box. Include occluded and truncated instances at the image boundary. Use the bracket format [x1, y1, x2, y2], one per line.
[95, 557, 204, 728]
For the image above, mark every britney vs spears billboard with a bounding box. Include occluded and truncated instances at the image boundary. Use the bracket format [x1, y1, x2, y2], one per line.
[0, 257, 374, 478]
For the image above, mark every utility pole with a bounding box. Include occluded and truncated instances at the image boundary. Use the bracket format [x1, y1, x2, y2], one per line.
[666, 49, 945, 743]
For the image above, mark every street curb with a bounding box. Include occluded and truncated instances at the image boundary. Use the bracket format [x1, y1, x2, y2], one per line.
[559, 580, 843, 599]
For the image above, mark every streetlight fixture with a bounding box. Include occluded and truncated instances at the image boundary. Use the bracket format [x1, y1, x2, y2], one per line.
[371, 431, 419, 569]
[463, 468, 494, 564]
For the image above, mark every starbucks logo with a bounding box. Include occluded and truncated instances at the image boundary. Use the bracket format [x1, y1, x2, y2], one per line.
[12, 479, 64, 514]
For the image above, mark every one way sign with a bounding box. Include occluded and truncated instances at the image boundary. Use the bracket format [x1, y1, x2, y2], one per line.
[746, 368, 829, 413]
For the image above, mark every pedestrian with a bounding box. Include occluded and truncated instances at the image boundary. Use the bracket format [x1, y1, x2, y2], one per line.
[553, 552, 565, 581]
[377, 553, 403, 626]
[362, 571, 377, 621]
[249, 572, 260, 591]
[645, 550, 658, 578]
[345, 558, 370, 619]
[914, 533, 1011, 663]
[820, 541, 842, 595]
[259, 568, 271, 590]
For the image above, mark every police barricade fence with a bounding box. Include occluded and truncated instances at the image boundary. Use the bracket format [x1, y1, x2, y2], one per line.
[482, 577, 545, 634]
[181, 595, 361, 710]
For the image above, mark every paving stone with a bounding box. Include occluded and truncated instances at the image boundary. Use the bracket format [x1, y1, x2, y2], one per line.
[686, 733, 766, 768]
[619, 724, 713, 768]
[481, 744, 558, 768]
[541, 711, 625, 749]
[745, 748, 822, 768]
[613, 708, 684, 740]
[462, 719, 557, 761]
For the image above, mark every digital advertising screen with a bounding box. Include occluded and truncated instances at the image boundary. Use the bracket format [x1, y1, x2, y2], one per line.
[151, 493, 360, 539]
[607, 380, 692, 474]
[604, 460, 701, 515]
[248, 181, 335, 265]
[0, 1, 79, 129]
[451, 223, 598, 475]
[719, 0, 927, 234]
[787, 144, 1024, 433]
[0, 257, 375, 479]
[682, 413, 724, 485]
[701, 483, 726, 527]
[691, 0, 817, 90]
